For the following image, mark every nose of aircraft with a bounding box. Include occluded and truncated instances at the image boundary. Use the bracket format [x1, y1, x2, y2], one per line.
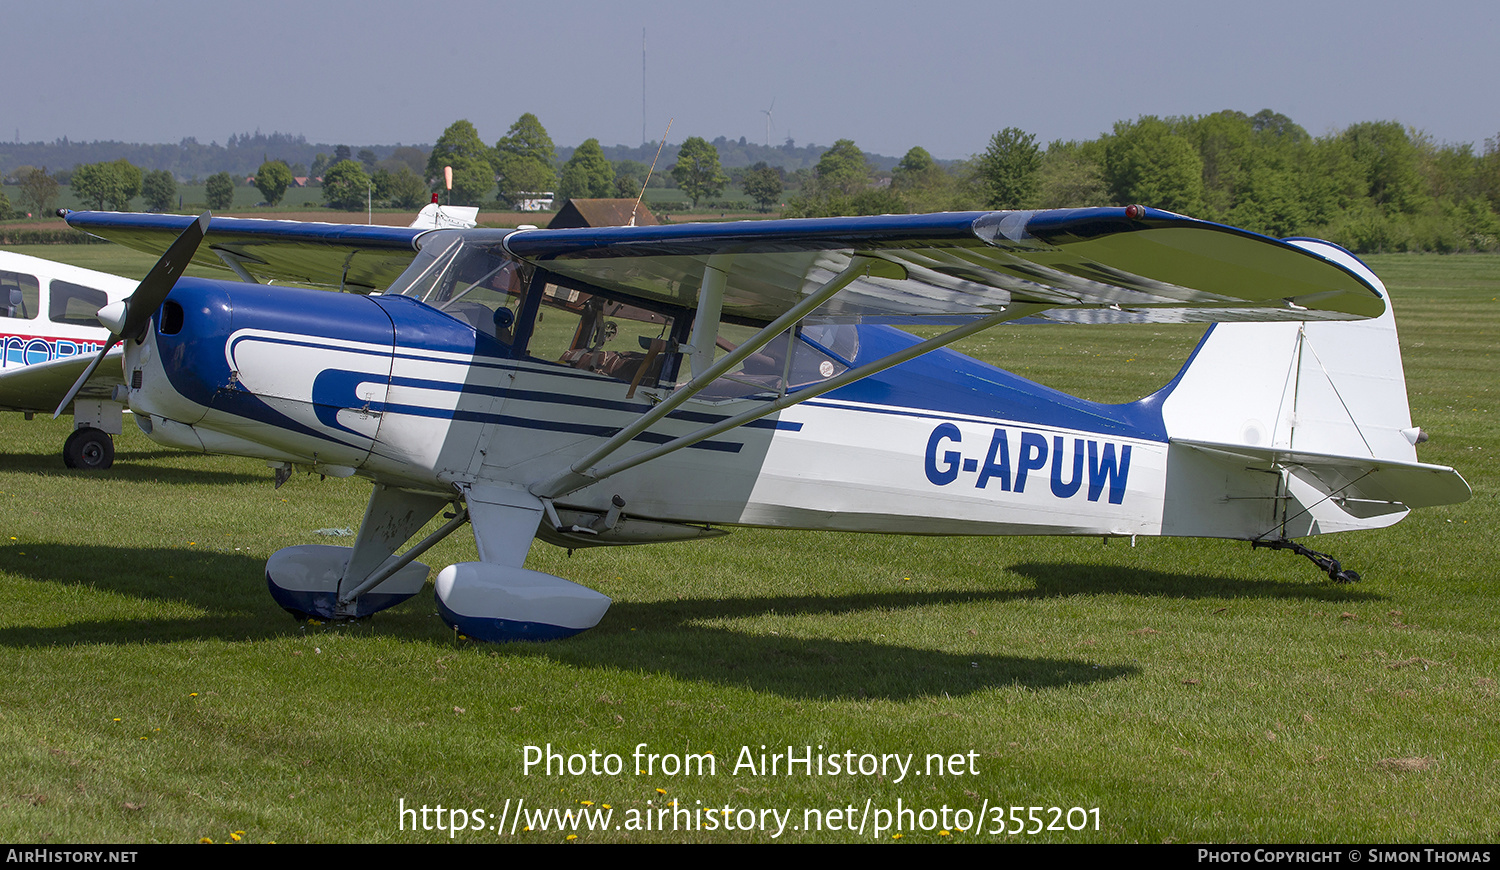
[126, 277, 403, 468]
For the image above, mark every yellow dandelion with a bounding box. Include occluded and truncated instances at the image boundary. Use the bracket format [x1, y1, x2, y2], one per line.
[939, 829, 951, 836]
[579, 800, 594, 806]
[199, 838, 213, 844]
[230, 832, 242, 842]
[602, 804, 611, 809]
[656, 788, 667, 795]
[892, 833, 903, 839]
[113, 718, 122, 722]
[189, 693, 198, 697]
[566, 834, 577, 841]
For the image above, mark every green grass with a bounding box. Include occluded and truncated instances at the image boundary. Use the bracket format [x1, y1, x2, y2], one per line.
[0, 247, 1495, 843]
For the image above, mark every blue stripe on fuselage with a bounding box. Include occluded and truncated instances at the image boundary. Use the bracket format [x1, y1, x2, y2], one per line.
[822, 325, 1170, 442]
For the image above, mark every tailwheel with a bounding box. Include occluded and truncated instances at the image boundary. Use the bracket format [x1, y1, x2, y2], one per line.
[63, 427, 115, 470]
[1252, 538, 1361, 583]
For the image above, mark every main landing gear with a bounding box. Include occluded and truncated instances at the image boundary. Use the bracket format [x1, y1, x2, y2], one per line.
[1252, 538, 1362, 583]
[63, 427, 114, 470]
[60, 400, 124, 470]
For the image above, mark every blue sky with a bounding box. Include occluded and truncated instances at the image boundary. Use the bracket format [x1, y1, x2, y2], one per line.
[11, 0, 1497, 159]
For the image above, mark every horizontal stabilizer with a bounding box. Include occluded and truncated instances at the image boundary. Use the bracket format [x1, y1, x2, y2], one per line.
[1173, 439, 1471, 510]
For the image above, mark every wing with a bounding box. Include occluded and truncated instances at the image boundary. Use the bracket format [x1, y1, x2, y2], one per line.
[64, 211, 425, 292]
[0, 349, 124, 414]
[67, 206, 1383, 324]
[502, 207, 1384, 324]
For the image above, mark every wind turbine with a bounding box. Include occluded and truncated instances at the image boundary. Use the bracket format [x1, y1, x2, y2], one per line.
[762, 98, 775, 147]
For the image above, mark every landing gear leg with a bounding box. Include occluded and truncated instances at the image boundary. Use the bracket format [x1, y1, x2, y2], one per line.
[63, 427, 114, 470]
[266, 484, 456, 620]
[1252, 538, 1361, 583]
[63, 399, 124, 470]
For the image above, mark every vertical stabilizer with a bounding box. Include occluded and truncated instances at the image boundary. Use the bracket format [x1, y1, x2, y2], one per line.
[1154, 239, 1464, 540]
[1160, 239, 1415, 464]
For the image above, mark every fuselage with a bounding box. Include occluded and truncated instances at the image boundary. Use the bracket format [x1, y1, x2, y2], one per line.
[0, 251, 135, 410]
[126, 276, 1172, 539]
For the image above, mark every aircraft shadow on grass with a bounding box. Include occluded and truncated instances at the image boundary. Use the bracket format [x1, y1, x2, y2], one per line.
[0, 543, 1381, 700]
[0, 449, 265, 486]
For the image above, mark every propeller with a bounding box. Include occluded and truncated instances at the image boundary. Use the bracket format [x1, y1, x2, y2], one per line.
[53, 211, 211, 418]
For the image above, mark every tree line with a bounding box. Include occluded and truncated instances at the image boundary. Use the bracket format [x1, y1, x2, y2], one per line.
[6, 109, 1499, 253]
[782, 111, 1500, 253]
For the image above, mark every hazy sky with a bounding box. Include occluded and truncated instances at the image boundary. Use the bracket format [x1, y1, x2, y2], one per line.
[10, 0, 1497, 159]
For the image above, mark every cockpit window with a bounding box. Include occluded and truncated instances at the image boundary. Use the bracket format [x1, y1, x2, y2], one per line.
[0, 271, 39, 321]
[50, 281, 108, 328]
[691, 319, 858, 400]
[387, 232, 526, 343]
[525, 280, 676, 391]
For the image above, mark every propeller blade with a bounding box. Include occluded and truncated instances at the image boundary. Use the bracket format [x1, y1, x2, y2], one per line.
[118, 211, 211, 341]
[51, 211, 211, 418]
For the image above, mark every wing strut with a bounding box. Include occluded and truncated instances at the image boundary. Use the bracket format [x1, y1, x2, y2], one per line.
[532, 299, 1050, 501]
[213, 248, 261, 283]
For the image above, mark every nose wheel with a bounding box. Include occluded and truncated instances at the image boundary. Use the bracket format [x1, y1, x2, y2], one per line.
[63, 427, 115, 470]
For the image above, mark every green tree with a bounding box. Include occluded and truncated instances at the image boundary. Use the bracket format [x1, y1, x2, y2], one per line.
[0, 189, 15, 220]
[813, 139, 869, 195]
[141, 169, 177, 212]
[310, 153, 332, 182]
[254, 160, 294, 206]
[322, 159, 371, 211]
[1033, 140, 1109, 208]
[71, 159, 142, 211]
[671, 137, 729, 207]
[205, 171, 236, 210]
[111, 159, 142, 210]
[17, 166, 59, 216]
[376, 166, 429, 209]
[1250, 109, 1309, 143]
[1342, 121, 1427, 213]
[1184, 111, 1254, 219]
[892, 146, 943, 191]
[427, 119, 495, 206]
[977, 128, 1041, 209]
[557, 138, 615, 200]
[389, 146, 428, 175]
[493, 114, 556, 207]
[741, 162, 784, 211]
[1105, 116, 1206, 215]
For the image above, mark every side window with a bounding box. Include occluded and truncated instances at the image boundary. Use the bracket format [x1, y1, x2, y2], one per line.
[525, 282, 675, 390]
[49, 281, 108, 328]
[0, 271, 40, 321]
[690, 320, 857, 400]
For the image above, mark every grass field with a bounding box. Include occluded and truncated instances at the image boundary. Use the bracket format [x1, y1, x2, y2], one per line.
[0, 245, 1495, 843]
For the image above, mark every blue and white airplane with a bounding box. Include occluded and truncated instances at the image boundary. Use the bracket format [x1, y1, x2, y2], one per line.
[53, 206, 1470, 642]
[0, 204, 478, 468]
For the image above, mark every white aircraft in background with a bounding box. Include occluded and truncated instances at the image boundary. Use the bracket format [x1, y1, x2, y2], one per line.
[0, 250, 136, 467]
[48, 205, 1470, 642]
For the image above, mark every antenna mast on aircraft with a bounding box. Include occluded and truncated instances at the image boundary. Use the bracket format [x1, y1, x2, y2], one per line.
[630, 118, 672, 227]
